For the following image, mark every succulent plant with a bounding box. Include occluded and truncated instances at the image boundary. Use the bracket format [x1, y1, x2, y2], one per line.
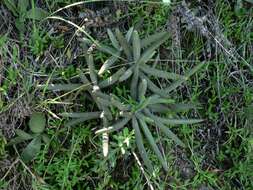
[42, 27, 204, 172]
[93, 78, 203, 172]
[9, 112, 49, 162]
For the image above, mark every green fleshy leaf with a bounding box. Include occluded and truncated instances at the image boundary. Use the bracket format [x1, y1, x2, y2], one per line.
[15, 129, 33, 140]
[141, 32, 168, 48]
[137, 116, 168, 171]
[132, 30, 141, 61]
[115, 28, 132, 60]
[29, 113, 46, 134]
[140, 64, 184, 80]
[138, 78, 147, 100]
[99, 67, 126, 88]
[98, 52, 120, 75]
[132, 117, 153, 172]
[40, 84, 87, 91]
[85, 53, 97, 84]
[107, 28, 120, 49]
[21, 136, 41, 163]
[26, 8, 49, 20]
[60, 112, 101, 119]
[119, 67, 133, 82]
[95, 117, 131, 134]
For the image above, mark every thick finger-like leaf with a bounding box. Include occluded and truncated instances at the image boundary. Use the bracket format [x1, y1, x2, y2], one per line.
[168, 103, 197, 112]
[41, 84, 87, 91]
[126, 26, 134, 42]
[21, 136, 41, 163]
[60, 112, 101, 118]
[98, 52, 120, 75]
[97, 97, 130, 111]
[115, 28, 132, 60]
[119, 67, 133, 82]
[144, 110, 185, 147]
[138, 78, 147, 100]
[140, 72, 168, 97]
[148, 114, 203, 125]
[148, 95, 175, 105]
[148, 104, 170, 113]
[138, 33, 170, 65]
[86, 54, 97, 84]
[8, 137, 31, 146]
[26, 8, 49, 20]
[130, 66, 139, 100]
[99, 67, 126, 88]
[107, 29, 120, 49]
[29, 113, 46, 134]
[102, 117, 109, 157]
[65, 112, 102, 127]
[133, 30, 141, 61]
[165, 63, 205, 93]
[95, 117, 131, 134]
[97, 43, 118, 56]
[15, 129, 33, 140]
[132, 116, 153, 172]
[137, 116, 168, 171]
[141, 32, 168, 48]
[140, 64, 184, 80]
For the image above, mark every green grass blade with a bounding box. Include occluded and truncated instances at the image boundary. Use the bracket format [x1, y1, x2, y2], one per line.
[137, 115, 168, 171]
[95, 117, 130, 134]
[115, 28, 132, 60]
[140, 64, 184, 80]
[165, 63, 205, 93]
[98, 67, 126, 88]
[133, 30, 141, 61]
[132, 116, 153, 172]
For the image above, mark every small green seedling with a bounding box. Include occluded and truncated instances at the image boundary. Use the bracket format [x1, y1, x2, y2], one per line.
[9, 112, 49, 162]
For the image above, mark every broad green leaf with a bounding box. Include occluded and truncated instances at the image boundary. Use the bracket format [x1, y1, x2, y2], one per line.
[137, 116, 168, 171]
[138, 78, 147, 100]
[8, 137, 29, 145]
[26, 8, 49, 20]
[132, 117, 153, 172]
[95, 117, 131, 134]
[60, 112, 101, 119]
[42, 134, 50, 144]
[18, 0, 29, 13]
[99, 67, 126, 88]
[140, 64, 185, 80]
[29, 113, 46, 134]
[132, 30, 141, 61]
[107, 29, 120, 49]
[98, 52, 120, 75]
[141, 32, 168, 48]
[15, 129, 33, 140]
[115, 28, 132, 60]
[21, 136, 41, 163]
